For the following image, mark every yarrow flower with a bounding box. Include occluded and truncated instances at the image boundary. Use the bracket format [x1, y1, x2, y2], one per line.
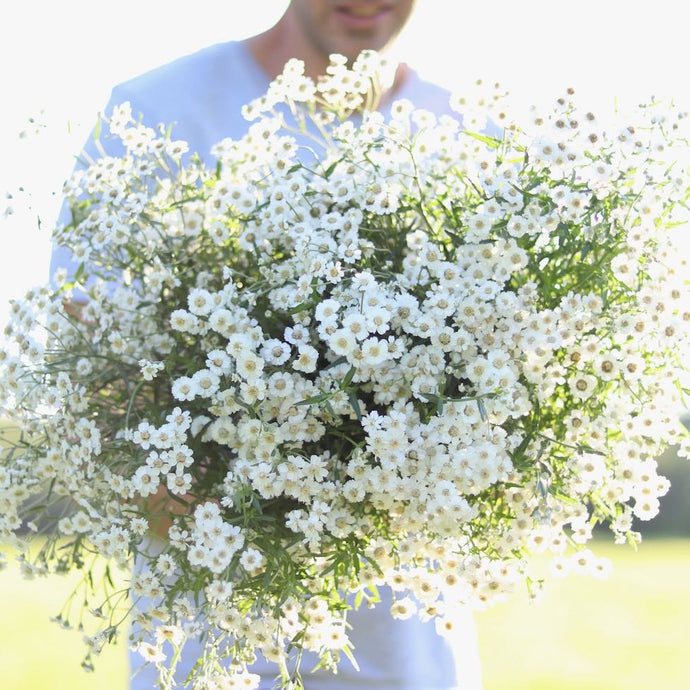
[1, 51, 689, 690]
[139, 359, 165, 381]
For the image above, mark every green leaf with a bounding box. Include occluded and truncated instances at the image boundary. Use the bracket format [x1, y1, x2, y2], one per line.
[92, 116, 102, 143]
[341, 366, 357, 389]
[461, 129, 502, 148]
[288, 300, 315, 315]
[477, 397, 488, 422]
[296, 391, 332, 406]
[322, 158, 341, 179]
[348, 391, 362, 421]
[341, 643, 361, 672]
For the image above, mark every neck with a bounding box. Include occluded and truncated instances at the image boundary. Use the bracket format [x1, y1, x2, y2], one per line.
[245, 18, 410, 106]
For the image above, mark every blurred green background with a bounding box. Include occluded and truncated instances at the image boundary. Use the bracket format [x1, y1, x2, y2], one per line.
[1, 432, 688, 689]
[1, 538, 688, 689]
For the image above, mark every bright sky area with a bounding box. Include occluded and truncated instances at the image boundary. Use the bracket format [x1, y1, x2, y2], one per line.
[1, 0, 688, 327]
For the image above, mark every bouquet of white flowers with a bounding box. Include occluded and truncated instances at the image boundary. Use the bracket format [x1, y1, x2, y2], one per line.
[1, 52, 689, 689]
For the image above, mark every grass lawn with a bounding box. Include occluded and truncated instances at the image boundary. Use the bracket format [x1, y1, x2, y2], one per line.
[0, 538, 688, 689]
[0, 555, 129, 690]
[475, 538, 690, 690]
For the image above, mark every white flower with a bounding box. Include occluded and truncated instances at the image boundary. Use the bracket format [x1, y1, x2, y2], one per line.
[360, 337, 390, 366]
[189, 291, 216, 319]
[328, 328, 357, 356]
[167, 470, 193, 495]
[135, 641, 166, 664]
[260, 339, 291, 365]
[266, 371, 295, 398]
[235, 352, 264, 381]
[206, 349, 233, 375]
[208, 308, 236, 336]
[284, 323, 310, 345]
[171, 376, 198, 401]
[293, 344, 319, 373]
[192, 369, 221, 398]
[155, 554, 176, 577]
[132, 466, 160, 497]
[569, 373, 598, 401]
[390, 596, 417, 620]
[132, 421, 155, 449]
[170, 309, 199, 333]
[240, 548, 266, 575]
[139, 359, 165, 380]
[315, 299, 342, 323]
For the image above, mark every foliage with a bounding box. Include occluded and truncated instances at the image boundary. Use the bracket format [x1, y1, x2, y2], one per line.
[1, 52, 689, 688]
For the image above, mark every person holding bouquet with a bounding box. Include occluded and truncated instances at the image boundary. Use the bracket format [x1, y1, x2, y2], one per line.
[5, 0, 685, 688]
[50, 2, 486, 689]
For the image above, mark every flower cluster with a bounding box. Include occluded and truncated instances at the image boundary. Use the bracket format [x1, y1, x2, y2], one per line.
[1, 53, 689, 689]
